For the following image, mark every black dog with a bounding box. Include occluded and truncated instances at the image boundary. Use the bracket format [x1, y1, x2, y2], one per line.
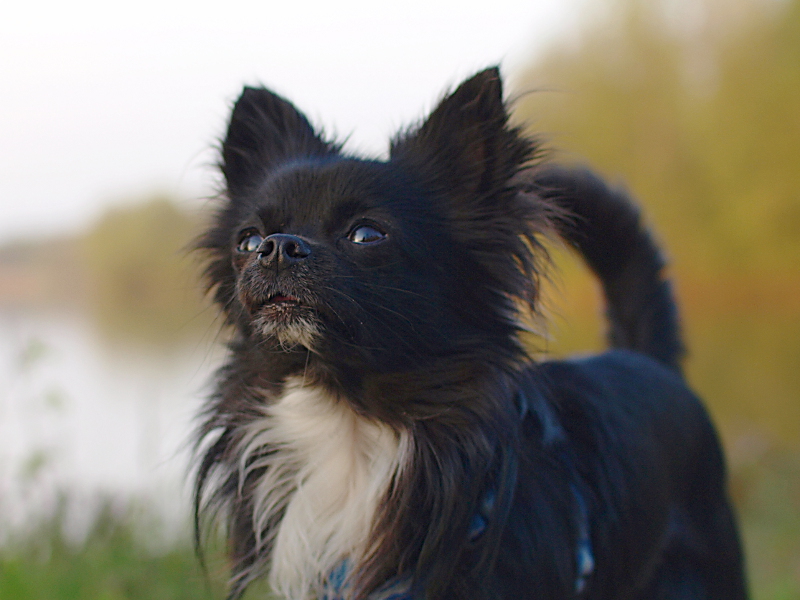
[194, 68, 747, 600]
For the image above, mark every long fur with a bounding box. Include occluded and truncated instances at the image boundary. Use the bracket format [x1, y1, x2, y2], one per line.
[530, 165, 684, 371]
[238, 378, 411, 599]
[194, 67, 747, 600]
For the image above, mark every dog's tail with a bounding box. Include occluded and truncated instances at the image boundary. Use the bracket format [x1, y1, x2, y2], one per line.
[531, 165, 684, 373]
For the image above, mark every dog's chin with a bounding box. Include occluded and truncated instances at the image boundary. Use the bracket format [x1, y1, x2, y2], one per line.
[251, 302, 320, 350]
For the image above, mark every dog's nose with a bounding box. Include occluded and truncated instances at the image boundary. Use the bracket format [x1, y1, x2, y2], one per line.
[258, 234, 311, 269]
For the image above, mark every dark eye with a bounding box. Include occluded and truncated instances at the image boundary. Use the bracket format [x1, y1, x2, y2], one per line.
[348, 224, 387, 245]
[237, 231, 264, 253]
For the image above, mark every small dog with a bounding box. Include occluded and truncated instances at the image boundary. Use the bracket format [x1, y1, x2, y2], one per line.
[194, 68, 748, 600]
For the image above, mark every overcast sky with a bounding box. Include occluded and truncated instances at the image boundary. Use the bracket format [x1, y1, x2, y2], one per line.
[0, 0, 587, 243]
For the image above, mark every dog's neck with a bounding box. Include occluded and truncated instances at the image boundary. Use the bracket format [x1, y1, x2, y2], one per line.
[242, 332, 521, 422]
[230, 342, 523, 598]
[238, 377, 412, 600]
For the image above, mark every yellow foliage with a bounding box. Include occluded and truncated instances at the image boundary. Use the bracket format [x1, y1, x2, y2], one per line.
[513, 0, 800, 273]
[81, 197, 213, 344]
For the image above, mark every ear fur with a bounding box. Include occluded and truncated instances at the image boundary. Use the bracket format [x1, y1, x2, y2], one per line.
[390, 67, 550, 317]
[390, 67, 534, 198]
[222, 87, 336, 197]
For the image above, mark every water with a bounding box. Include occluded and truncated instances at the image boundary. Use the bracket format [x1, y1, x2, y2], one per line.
[0, 308, 223, 538]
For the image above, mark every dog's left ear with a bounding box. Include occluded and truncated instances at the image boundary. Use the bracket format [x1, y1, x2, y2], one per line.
[390, 67, 533, 198]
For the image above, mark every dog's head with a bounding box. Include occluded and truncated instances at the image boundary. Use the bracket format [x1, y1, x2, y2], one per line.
[200, 68, 550, 385]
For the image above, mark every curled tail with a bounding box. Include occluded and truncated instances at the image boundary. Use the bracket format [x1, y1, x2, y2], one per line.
[532, 165, 684, 373]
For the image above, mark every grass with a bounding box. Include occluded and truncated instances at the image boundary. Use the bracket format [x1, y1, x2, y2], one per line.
[0, 498, 226, 600]
[1, 456, 798, 600]
[734, 448, 800, 600]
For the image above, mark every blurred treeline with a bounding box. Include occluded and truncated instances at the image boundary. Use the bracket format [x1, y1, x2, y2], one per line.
[514, 0, 799, 597]
[82, 198, 214, 344]
[516, 0, 800, 274]
[0, 197, 215, 346]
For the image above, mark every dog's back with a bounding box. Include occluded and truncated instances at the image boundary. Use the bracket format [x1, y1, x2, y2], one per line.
[505, 167, 748, 599]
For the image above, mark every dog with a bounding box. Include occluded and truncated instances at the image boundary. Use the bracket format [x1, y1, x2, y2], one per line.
[194, 67, 748, 600]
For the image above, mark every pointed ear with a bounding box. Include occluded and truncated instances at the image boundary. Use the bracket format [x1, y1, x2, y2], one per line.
[221, 87, 335, 197]
[390, 67, 533, 197]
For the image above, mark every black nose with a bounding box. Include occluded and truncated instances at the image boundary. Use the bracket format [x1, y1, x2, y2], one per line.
[258, 234, 312, 269]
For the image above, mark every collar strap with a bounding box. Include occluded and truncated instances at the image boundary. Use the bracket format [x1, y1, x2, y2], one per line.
[519, 389, 595, 595]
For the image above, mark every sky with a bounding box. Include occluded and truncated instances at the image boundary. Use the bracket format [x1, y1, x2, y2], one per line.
[0, 0, 586, 243]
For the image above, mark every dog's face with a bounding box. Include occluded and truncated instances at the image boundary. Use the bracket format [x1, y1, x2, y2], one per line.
[227, 158, 460, 366]
[200, 68, 548, 385]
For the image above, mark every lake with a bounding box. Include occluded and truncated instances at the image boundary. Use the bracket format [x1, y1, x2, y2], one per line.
[0, 308, 223, 540]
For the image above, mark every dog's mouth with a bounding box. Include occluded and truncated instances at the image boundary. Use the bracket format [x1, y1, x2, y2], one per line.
[255, 293, 307, 312]
[265, 294, 301, 305]
[248, 291, 320, 348]
[249, 289, 316, 320]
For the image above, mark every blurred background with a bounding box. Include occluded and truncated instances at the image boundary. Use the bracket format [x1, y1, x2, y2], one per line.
[1, 0, 797, 598]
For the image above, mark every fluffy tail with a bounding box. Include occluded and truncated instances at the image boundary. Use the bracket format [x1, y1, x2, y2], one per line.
[531, 165, 684, 373]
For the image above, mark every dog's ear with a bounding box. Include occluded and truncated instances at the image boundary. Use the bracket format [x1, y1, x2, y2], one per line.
[222, 87, 334, 197]
[390, 67, 533, 199]
[390, 68, 547, 319]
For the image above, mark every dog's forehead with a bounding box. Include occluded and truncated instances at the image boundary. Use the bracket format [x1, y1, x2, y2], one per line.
[255, 159, 395, 222]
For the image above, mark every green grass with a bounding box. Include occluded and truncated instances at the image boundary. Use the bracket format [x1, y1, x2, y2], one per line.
[734, 448, 800, 600]
[0, 499, 226, 600]
[1, 459, 798, 600]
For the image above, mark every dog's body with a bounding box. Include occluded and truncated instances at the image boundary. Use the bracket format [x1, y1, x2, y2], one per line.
[195, 68, 747, 599]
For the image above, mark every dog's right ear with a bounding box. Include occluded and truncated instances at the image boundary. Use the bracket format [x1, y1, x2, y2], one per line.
[222, 87, 334, 197]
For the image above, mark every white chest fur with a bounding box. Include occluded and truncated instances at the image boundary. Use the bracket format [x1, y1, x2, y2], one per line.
[237, 378, 410, 600]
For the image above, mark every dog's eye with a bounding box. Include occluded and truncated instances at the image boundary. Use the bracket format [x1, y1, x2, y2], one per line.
[237, 231, 264, 253]
[348, 224, 386, 245]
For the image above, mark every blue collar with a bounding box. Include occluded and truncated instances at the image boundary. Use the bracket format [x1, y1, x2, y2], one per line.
[322, 560, 412, 600]
[518, 388, 594, 594]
